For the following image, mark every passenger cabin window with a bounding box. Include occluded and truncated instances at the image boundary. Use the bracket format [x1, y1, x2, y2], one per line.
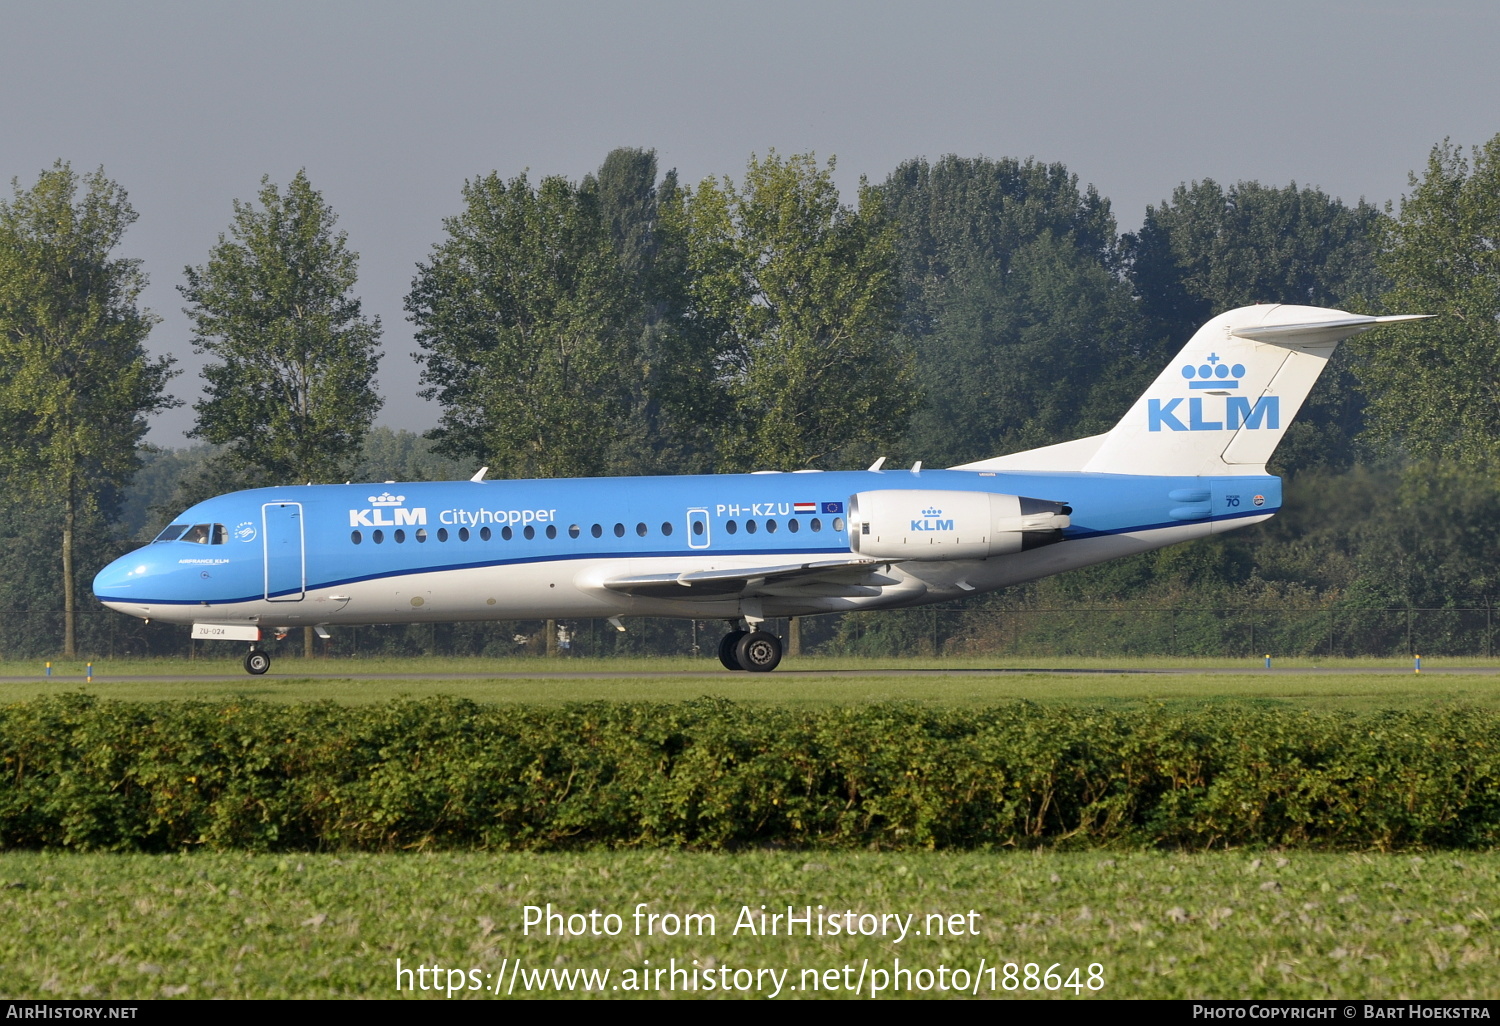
[154, 524, 188, 543]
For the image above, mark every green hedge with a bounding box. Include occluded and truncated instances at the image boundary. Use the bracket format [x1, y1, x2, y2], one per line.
[1, 696, 1497, 852]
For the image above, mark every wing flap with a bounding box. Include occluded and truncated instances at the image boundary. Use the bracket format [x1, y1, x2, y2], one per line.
[602, 558, 886, 600]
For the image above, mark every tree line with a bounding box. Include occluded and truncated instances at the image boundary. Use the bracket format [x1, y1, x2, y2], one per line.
[2, 136, 1499, 657]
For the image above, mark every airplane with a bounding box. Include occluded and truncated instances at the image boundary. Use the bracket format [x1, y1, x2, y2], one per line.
[93, 304, 1425, 675]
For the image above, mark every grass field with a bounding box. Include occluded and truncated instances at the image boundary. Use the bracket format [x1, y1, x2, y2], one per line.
[1, 662, 1497, 712]
[0, 851, 1493, 1000]
[5, 653, 1486, 679]
[3, 657, 1497, 1000]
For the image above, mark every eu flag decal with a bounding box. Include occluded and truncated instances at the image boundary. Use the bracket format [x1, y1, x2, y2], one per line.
[821, 501, 844, 515]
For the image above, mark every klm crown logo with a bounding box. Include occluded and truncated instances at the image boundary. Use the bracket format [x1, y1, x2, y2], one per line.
[350, 491, 427, 528]
[911, 507, 954, 532]
[1150, 353, 1278, 433]
[1181, 353, 1246, 390]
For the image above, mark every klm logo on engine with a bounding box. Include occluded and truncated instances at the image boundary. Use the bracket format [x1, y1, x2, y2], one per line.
[910, 507, 955, 531]
[1148, 354, 1279, 432]
[348, 491, 428, 528]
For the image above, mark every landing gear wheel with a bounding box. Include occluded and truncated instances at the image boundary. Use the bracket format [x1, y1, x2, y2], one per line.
[244, 650, 271, 675]
[734, 630, 782, 673]
[718, 630, 749, 670]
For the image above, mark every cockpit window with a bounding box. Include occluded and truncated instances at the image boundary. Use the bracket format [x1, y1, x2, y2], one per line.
[154, 522, 228, 543]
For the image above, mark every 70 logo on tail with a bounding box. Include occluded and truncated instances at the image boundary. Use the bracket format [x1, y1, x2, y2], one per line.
[1148, 396, 1280, 432]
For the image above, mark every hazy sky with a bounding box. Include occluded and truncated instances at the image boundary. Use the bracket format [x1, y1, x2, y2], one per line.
[4, 0, 1497, 445]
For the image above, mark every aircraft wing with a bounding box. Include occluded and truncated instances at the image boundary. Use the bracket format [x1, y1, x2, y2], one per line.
[601, 558, 894, 600]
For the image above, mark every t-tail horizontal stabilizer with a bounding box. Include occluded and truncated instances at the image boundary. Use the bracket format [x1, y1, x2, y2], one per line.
[1228, 314, 1429, 346]
[1081, 305, 1429, 477]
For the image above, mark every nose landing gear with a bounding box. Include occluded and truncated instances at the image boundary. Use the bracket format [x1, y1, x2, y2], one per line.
[244, 648, 271, 675]
[717, 626, 782, 672]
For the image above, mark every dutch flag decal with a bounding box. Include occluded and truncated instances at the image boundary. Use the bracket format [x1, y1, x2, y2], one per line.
[794, 502, 817, 514]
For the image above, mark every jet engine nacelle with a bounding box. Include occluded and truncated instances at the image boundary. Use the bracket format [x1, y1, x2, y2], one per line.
[847, 490, 1070, 560]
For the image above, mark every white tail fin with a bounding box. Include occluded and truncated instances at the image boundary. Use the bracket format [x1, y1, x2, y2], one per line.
[1079, 304, 1427, 477]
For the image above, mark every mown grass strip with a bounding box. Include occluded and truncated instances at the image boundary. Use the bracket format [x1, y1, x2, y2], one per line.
[5, 671, 1500, 711]
[0, 851, 1493, 999]
[6, 652, 1492, 680]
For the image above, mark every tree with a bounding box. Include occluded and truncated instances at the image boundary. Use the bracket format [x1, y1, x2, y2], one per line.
[1128, 180, 1385, 473]
[408, 170, 638, 479]
[688, 152, 913, 471]
[583, 149, 716, 474]
[349, 426, 471, 483]
[1131, 180, 1384, 340]
[1341, 463, 1500, 609]
[0, 162, 175, 656]
[180, 170, 382, 485]
[1356, 136, 1500, 465]
[879, 156, 1136, 465]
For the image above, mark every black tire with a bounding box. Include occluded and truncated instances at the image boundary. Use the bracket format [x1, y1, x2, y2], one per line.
[718, 630, 748, 670]
[734, 630, 782, 673]
[244, 650, 271, 675]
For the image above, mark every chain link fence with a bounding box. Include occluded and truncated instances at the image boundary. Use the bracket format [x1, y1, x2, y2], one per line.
[936, 606, 1500, 659]
[3, 607, 1498, 662]
[0, 612, 776, 662]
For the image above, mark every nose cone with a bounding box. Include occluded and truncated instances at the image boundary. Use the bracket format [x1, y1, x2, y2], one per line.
[93, 549, 161, 614]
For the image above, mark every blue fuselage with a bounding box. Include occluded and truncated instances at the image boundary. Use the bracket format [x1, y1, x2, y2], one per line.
[93, 467, 1280, 626]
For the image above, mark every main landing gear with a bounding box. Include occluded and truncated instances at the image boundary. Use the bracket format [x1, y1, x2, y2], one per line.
[717, 626, 782, 672]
